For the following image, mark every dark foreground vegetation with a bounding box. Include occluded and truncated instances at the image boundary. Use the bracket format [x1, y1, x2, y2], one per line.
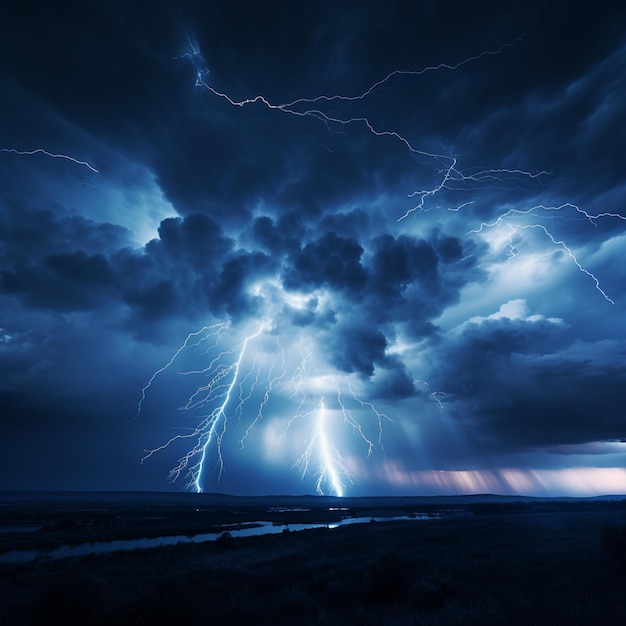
[1, 492, 625, 625]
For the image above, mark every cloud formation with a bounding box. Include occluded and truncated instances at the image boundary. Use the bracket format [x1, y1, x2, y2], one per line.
[0, 1, 624, 495]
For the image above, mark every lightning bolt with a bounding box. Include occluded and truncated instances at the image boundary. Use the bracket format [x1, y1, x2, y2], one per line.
[468, 203, 626, 303]
[278, 380, 391, 496]
[134, 322, 229, 420]
[140, 322, 266, 492]
[137, 32, 624, 495]
[415, 379, 449, 410]
[294, 399, 347, 497]
[148, 37, 494, 494]
[182, 36, 623, 303]
[139, 320, 391, 496]
[0, 147, 99, 173]
[342, 385, 392, 455]
[515, 223, 614, 304]
[184, 36, 549, 222]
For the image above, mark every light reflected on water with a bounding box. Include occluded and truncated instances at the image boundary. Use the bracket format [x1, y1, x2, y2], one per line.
[0, 515, 432, 564]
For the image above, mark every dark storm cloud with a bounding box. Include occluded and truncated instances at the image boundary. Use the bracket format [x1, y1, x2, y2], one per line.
[0, 200, 416, 340]
[0, 1, 625, 493]
[156, 214, 233, 268]
[211, 251, 274, 318]
[275, 296, 336, 330]
[362, 231, 483, 339]
[0, 206, 226, 326]
[0, 200, 127, 313]
[0, 4, 478, 219]
[453, 36, 626, 228]
[1, 251, 116, 312]
[282, 231, 367, 293]
[317, 209, 370, 239]
[0, 200, 129, 260]
[369, 234, 438, 299]
[122, 278, 184, 321]
[3, 1, 624, 228]
[0, 0, 361, 221]
[371, 354, 416, 400]
[432, 318, 626, 450]
[272, 226, 480, 383]
[328, 323, 387, 377]
[118, 213, 277, 325]
[251, 213, 305, 255]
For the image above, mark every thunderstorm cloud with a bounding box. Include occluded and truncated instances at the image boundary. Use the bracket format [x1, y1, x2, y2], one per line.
[0, 1, 625, 495]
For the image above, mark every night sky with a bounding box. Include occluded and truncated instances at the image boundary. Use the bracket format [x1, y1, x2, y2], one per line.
[1, 1, 625, 496]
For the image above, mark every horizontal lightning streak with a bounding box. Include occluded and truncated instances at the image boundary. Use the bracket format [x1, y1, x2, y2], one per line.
[0, 148, 99, 173]
[186, 36, 624, 305]
[468, 203, 625, 303]
[139, 29, 624, 497]
[189, 36, 548, 226]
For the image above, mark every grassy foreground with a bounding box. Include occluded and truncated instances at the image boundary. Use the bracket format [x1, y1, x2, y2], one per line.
[1, 495, 625, 624]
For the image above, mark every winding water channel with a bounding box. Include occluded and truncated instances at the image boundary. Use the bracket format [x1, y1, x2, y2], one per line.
[0, 514, 432, 564]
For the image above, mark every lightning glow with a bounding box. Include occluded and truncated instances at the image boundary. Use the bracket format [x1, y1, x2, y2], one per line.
[181, 36, 624, 303]
[293, 399, 346, 497]
[141, 323, 267, 492]
[193, 44, 550, 225]
[468, 202, 626, 303]
[137, 32, 625, 497]
[138, 320, 390, 496]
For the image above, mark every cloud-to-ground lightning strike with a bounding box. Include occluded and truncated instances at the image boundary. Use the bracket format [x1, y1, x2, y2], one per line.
[295, 399, 346, 497]
[182, 35, 624, 303]
[0, 147, 99, 173]
[140, 323, 266, 492]
[138, 323, 389, 496]
[138, 33, 625, 497]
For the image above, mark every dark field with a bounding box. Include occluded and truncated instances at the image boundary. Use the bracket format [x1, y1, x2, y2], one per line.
[1, 492, 626, 625]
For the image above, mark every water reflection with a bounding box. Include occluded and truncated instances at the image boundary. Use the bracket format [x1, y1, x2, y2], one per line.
[0, 515, 431, 564]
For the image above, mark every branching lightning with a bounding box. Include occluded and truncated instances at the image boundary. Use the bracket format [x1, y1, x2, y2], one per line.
[295, 399, 346, 497]
[191, 38, 552, 225]
[138, 322, 390, 496]
[0, 147, 99, 173]
[137, 32, 625, 497]
[142, 323, 267, 492]
[135, 322, 229, 420]
[468, 203, 626, 303]
[185, 34, 552, 220]
[181, 34, 624, 302]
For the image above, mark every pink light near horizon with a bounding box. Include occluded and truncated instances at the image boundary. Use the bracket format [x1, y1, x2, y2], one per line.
[378, 462, 626, 497]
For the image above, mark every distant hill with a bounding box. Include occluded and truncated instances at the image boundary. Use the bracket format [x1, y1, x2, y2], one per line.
[1, 490, 624, 508]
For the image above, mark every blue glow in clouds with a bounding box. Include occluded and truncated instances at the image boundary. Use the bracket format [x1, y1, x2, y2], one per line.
[2, 3, 626, 496]
[138, 320, 392, 496]
[134, 33, 626, 496]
